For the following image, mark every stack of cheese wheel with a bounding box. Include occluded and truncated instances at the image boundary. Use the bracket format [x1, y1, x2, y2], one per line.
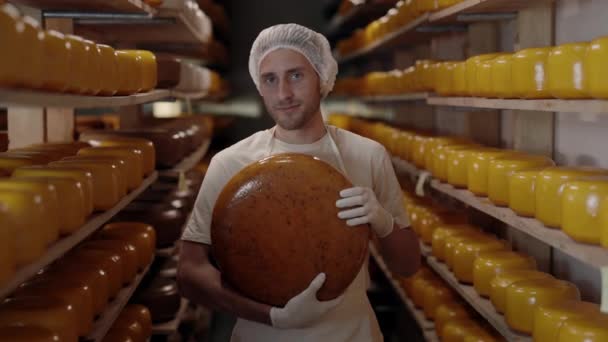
[0, 4, 157, 96]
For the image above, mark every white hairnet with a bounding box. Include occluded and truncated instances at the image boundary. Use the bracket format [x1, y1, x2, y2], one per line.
[248, 23, 338, 97]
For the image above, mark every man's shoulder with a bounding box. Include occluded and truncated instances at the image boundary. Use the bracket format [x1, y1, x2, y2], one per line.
[211, 129, 271, 168]
[330, 126, 387, 155]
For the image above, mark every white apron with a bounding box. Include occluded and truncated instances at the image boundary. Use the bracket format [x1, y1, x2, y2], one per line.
[229, 125, 382, 342]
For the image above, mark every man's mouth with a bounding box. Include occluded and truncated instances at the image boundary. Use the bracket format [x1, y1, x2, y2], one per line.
[275, 103, 301, 111]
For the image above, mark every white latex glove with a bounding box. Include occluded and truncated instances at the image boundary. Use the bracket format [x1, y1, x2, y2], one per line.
[336, 186, 394, 238]
[270, 273, 343, 329]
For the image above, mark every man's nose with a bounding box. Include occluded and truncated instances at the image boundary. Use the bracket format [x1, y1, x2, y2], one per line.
[278, 78, 294, 100]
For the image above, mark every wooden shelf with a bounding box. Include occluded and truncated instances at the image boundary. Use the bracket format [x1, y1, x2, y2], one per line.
[336, 13, 430, 63]
[85, 264, 152, 342]
[75, 10, 208, 45]
[429, 0, 549, 23]
[170, 90, 210, 101]
[152, 298, 190, 335]
[326, 1, 395, 38]
[429, 180, 608, 269]
[391, 156, 608, 269]
[427, 96, 608, 114]
[425, 256, 531, 342]
[0, 89, 170, 109]
[10, 0, 156, 15]
[364, 93, 430, 102]
[0, 171, 158, 301]
[369, 244, 438, 338]
[156, 246, 175, 257]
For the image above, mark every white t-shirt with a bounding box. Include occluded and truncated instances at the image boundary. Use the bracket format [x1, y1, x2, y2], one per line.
[182, 125, 409, 342]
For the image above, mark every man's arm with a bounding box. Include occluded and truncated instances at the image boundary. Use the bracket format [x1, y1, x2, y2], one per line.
[377, 224, 421, 277]
[177, 240, 272, 325]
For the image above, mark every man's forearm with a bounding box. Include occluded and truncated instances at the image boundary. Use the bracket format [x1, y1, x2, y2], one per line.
[178, 261, 273, 325]
[378, 224, 421, 277]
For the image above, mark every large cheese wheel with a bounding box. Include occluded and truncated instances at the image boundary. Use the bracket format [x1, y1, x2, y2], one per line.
[211, 153, 369, 306]
[0, 325, 61, 341]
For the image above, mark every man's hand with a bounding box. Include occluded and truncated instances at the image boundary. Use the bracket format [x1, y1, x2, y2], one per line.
[336, 186, 394, 238]
[270, 273, 343, 329]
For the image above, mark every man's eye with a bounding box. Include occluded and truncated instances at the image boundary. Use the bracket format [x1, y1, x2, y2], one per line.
[264, 76, 276, 84]
[291, 72, 302, 80]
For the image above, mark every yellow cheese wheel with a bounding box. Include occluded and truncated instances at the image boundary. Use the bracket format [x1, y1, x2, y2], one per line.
[467, 149, 521, 196]
[489, 270, 553, 314]
[0, 4, 22, 87]
[476, 60, 495, 98]
[452, 237, 506, 284]
[472, 250, 536, 297]
[447, 148, 485, 188]
[80, 137, 155, 175]
[0, 325, 61, 341]
[0, 190, 47, 266]
[600, 199, 608, 248]
[13, 166, 94, 215]
[49, 161, 121, 210]
[0, 296, 78, 342]
[432, 144, 476, 182]
[65, 35, 88, 94]
[435, 302, 470, 338]
[0, 179, 60, 243]
[97, 44, 118, 96]
[422, 281, 454, 320]
[442, 318, 481, 342]
[451, 61, 468, 96]
[411, 135, 432, 169]
[505, 278, 580, 333]
[445, 231, 488, 270]
[11, 176, 86, 234]
[98, 222, 156, 269]
[487, 155, 554, 206]
[124, 50, 157, 92]
[0, 155, 39, 173]
[463, 328, 503, 342]
[115, 50, 140, 95]
[557, 312, 608, 342]
[81, 239, 138, 285]
[466, 53, 504, 96]
[412, 275, 436, 309]
[586, 36, 608, 99]
[26, 141, 90, 156]
[14, 278, 94, 336]
[535, 167, 608, 228]
[82, 40, 102, 95]
[533, 300, 600, 341]
[512, 47, 552, 99]
[436, 62, 458, 96]
[402, 267, 434, 298]
[120, 304, 152, 338]
[420, 211, 468, 245]
[19, 16, 44, 89]
[424, 137, 470, 173]
[507, 168, 546, 217]
[561, 179, 608, 243]
[77, 147, 144, 190]
[490, 54, 515, 99]
[40, 29, 70, 92]
[44, 261, 109, 315]
[67, 249, 124, 298]
[60, 156, 128, 198]
[548, 42, 590, 99]
[432, 224, 478, 261]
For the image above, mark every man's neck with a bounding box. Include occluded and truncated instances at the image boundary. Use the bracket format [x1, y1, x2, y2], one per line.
[274, 112, 327, 144]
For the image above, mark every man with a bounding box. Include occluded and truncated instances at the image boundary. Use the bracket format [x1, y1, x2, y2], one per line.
[178, 23, 421, 341]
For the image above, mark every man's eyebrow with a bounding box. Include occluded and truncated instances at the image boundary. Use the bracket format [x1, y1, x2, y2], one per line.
[260, 66, 307, 78]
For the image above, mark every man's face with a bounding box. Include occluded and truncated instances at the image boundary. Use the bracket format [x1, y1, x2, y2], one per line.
[258, 49, 322, 131]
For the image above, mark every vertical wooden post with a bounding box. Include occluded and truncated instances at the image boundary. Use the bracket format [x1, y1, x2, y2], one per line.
[8, 107, 46, 148]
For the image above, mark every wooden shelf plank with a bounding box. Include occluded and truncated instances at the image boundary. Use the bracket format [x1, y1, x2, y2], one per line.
[427, 96, 608, 114]
[156, 246, 175, 257]
[326, 2, 395, 38]
[10, 0, 156, 15]
[369, 244, 437, 334]
[336, 14, 430, 63]
[75, 10, 208, 45]
[0, 171, 158, 301]
[429, 179, 608, 269]
[85, 264, 152, 342]
[429, 0, 548, 23]
[0, 89, 170, 109]
[364, 93, 429, 102]
[425, 256, 531, 342]
[391, 156, 608, 269]
[151, 298, 189, 335]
